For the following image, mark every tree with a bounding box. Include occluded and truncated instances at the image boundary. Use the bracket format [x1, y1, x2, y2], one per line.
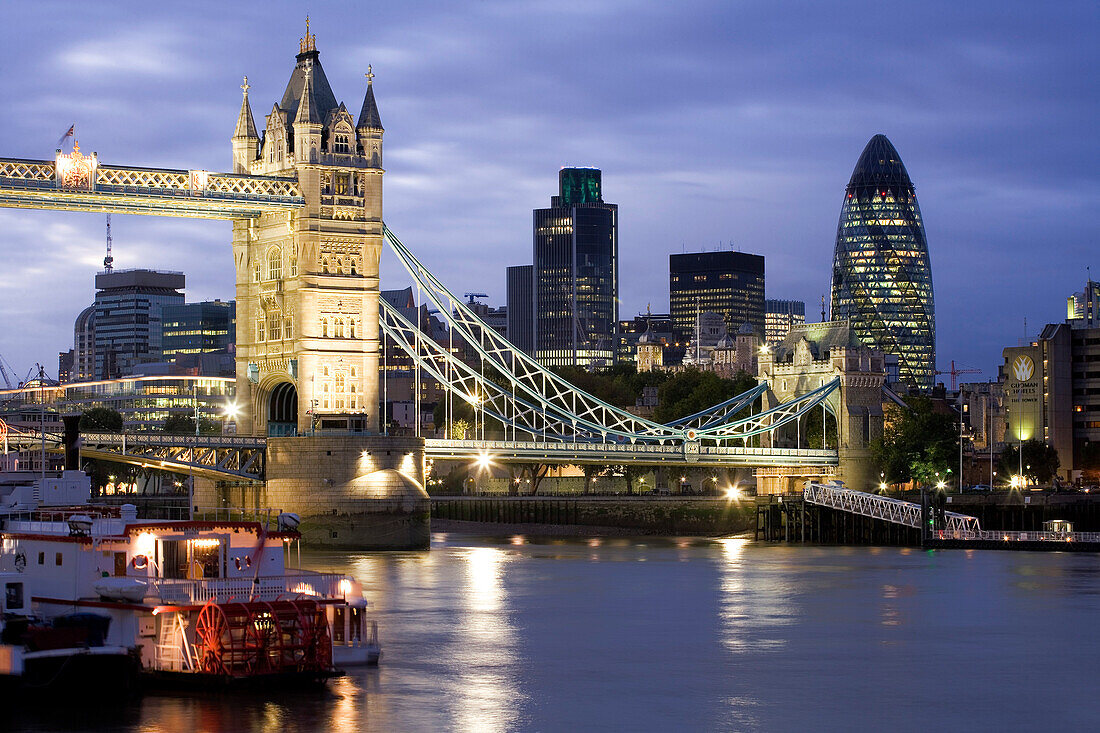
[999, 440, 1060, 486]
[803, 406, 838, 450]
[162, 415, 221, 435]
[79, 407, 123, 433]
[871, 396, 958, 486]
[653, 369, 757, 423]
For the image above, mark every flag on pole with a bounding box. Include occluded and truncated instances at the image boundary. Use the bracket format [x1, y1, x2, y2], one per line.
[57, 125, 75, 150]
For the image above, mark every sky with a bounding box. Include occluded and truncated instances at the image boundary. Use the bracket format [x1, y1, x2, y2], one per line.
[1, 0, 1097, 384]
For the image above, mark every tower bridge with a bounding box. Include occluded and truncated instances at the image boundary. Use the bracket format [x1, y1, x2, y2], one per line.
[0, 24, 879, 547]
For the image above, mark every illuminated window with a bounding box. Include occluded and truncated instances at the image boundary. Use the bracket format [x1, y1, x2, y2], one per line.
[268, 248, 282, 280]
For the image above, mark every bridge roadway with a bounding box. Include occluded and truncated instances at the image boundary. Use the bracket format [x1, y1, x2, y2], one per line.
[424, 439, 837, 467]
[4, 431, 837, 479]
[0, 156, 303, 219]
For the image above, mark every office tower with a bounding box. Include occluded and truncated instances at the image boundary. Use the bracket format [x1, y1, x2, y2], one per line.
[57, 350, 74, 384]
[506, 264, 534, 355]
[765, 299, 806, 343]
[161, 300, 236, 361]
[831, 134, 935, 390]
[669, 251, 765, 342]
[93, 269, 185, 379]
[73, 304, 96, 382]
[533, 168, 618, 367]
[1067, 279, 1100, 327]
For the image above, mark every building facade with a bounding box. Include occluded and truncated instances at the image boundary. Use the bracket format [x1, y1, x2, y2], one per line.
[669, 251, 765, 343]
[505, 264, 534, 355]
[765, 299, 806, 344]
[0, 375, 233, 433]
[93, 269, 186, 380]
[831, 134, 935, 391]
[230, 30, 384, 435]
[73, 304, 96, 382]
[161, 300, 236, 362]
[533, 168, 618, 368]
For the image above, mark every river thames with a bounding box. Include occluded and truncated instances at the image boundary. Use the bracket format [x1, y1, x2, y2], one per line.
[9, 533, 1100, 731]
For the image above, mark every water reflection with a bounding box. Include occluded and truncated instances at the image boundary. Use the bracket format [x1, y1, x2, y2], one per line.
[451, 547, 525, 733]
[715, 537, 796, 654]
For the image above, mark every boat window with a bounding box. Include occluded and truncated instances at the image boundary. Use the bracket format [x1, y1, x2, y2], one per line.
[5, 582, 23, 610]
[37, 551, 44, 565]
[55, 552, 63, 567]
[189, 539, 222, 579]
[333, 606, 346, 644]
[114, 552, 128, 577]
[349, 606, 363, 642]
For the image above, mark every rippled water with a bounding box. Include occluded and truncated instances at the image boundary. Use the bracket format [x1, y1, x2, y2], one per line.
[9, 534, 1100, 731]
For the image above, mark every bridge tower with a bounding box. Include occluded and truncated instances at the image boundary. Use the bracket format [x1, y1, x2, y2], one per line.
[756, 321, 885, 494]
[231, 25, 383, 436]
[212, 25, 428, 549]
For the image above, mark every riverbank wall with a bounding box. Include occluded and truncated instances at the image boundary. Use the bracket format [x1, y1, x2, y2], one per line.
[430, 496, 754, 536]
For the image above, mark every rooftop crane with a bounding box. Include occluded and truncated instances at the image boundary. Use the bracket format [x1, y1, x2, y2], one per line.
[463, 292, 488, 305]
[936, 360, 982, 391]
[104, 213, 114, 272]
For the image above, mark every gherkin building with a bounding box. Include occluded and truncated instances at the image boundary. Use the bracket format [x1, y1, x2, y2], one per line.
[831, 134, 935, 390]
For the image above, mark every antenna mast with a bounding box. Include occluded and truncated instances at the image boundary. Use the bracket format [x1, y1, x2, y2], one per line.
[104, 214, 114, 273]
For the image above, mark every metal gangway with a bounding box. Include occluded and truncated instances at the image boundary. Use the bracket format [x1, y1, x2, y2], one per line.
[803, 481, 981, 533]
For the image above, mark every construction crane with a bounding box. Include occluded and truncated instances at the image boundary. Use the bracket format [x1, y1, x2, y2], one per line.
[463, 292, 488, 305]
[936, 360, 982, 390]
[104, 213, 114, 272]
[0, 354, 16, 389]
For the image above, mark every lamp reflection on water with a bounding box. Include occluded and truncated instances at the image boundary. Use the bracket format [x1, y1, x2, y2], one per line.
[451, 547, 524, 733]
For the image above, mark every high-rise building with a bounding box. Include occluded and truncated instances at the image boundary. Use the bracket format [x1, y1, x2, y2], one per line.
[72, 304, 96, 382]
[57, 350, 74, 384]
[93, 269, 185, 379]
[765, 299, 806, 343]
[1067, 279, 1100, 327]
[669, 251, 765, 342]
[1000, 279, 1100, 482]
[831, 134, 935, 391]
[161, 300, 236, 361]
[506, 264, 534, 355]
[533, 168, 618, 368]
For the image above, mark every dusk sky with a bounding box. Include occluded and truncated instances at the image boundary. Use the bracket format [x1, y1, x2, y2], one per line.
[2, 1, 1097, 383]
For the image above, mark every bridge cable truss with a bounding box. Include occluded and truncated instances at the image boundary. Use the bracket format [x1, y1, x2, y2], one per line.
[381, 224, 839, 445]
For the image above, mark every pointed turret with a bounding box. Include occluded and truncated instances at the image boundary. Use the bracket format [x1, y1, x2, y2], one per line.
[295, 67, 320, 126]
[357, 65, 383, 131]
[292, 65, 323, 164]
[232, 76, 259, 173]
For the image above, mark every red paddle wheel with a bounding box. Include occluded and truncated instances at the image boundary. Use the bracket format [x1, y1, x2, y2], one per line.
[193, 598, 334, 679]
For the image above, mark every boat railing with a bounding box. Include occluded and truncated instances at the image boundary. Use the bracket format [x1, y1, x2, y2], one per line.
[146, 571, 348, 604]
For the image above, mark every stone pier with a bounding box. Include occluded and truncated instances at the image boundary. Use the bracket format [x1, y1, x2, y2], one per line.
[197, 435, 429, 549]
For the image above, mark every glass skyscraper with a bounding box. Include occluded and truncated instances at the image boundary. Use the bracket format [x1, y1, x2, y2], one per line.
[93, 269, 186, 379]
[831, 134, 935, 390]
[669, 251, 765, 342]
[533, 168, 618, 368]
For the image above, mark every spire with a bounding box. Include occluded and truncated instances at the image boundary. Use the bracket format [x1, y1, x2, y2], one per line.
[299, 15, 316, 55]
[357, 65, 384, 130]
[233, 76, 258, 139]
[295, 67, 319, 125]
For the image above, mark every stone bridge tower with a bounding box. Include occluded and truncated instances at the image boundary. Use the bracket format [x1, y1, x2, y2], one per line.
[756, 321, 886, 494]
[231, 24, 383, 436]
[209, 24, 428, 550]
